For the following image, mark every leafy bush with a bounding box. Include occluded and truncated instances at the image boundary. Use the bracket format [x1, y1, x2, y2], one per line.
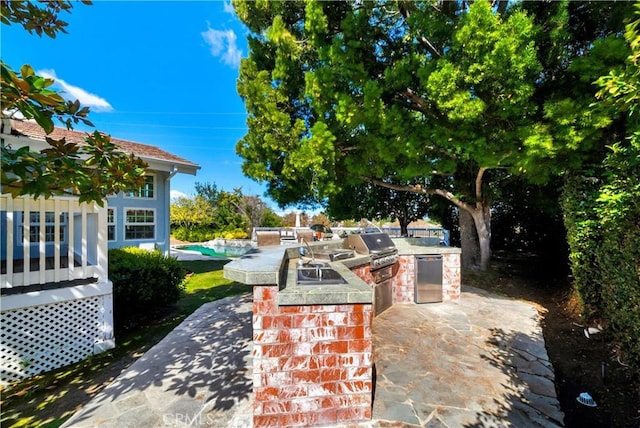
[109, 247, 186, 332]
[562, 138, 640, 375]
[561, 172, 603, 319]
[216, 229, 249, 239]
[584, 10, 640, 376]
[171, 226, 249, 241]
[172, 225, 216, 242]
[596, 139, 640, 373]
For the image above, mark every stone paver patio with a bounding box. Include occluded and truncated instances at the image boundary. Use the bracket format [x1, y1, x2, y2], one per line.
[63, 285, 563, 427]
[373, 285, 563, 427]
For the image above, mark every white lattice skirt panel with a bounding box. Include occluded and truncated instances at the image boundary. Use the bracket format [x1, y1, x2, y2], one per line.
[1, 297, 102, 386]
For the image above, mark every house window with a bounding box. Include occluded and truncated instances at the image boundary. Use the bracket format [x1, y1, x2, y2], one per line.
[125, 175, 155, 199]
[20, 212, 67, 244]
[107, 208, 116, 241]
[124, 209, 155, 240]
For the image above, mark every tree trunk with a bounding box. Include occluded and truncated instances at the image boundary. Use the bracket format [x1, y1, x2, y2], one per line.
[459, 209, 480, 269]
[398, 215, 410, 237]
[459, 204, 492, 270]
[471, 204, 492, 271]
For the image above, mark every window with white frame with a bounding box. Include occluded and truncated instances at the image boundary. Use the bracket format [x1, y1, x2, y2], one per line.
[125, 175, 155, 199]
[107, 208, 116, 241]
[124, 209, 155, 240]
[19, 211, 67, 244]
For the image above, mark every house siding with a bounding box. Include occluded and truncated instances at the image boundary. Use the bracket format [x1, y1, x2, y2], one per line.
[106, 170, 171, 254]
[2, 119, 199, 258]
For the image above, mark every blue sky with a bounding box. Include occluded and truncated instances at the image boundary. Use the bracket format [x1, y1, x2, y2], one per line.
[1, 1, 272, 203]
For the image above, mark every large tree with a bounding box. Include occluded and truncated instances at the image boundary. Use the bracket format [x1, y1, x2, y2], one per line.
[194, 182, 247, 233]
[170, 195, 214, 230]
[235, 0, 556, 270]
[1, 1, 146, 205]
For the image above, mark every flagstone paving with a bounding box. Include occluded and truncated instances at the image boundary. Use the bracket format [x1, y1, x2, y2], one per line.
[63, 285, 563, 427]
[372, 285, 564, 427]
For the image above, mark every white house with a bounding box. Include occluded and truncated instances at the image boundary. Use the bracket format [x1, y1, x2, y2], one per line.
[0, 119, 199, 386]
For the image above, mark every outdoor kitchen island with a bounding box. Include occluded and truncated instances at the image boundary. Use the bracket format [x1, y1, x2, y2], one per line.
[223, 236, 461, 427]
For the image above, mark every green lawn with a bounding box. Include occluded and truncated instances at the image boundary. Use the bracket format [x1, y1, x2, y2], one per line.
[177, 260, 249, 314]
[0, 259, 249, 428]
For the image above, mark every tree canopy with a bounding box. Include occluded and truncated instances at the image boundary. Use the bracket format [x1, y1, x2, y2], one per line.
[236, 0, 543, 197]
[171, 182, 283, 240]
[234, 0, 632, 269]
[1, 1, 146, 205]
[235, 0, 543, 268]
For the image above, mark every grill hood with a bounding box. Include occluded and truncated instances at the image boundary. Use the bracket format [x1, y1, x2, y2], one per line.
[345, 233, 396, 255]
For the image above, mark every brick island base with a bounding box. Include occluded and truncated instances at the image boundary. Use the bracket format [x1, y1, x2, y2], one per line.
[223, 240, 462, 427]
[252, 286, 373, 427]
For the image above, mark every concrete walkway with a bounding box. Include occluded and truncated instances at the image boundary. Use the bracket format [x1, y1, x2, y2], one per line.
[63, 286, 563, 427]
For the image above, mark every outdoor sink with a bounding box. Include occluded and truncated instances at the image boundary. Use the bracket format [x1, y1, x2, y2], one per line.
[296, 263, 347, 285]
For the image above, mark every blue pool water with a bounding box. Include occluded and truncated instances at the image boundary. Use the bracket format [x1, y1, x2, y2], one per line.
[177, 245, 251, 258]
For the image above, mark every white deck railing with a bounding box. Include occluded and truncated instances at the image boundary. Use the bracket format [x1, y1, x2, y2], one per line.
[1, 195, 108, 288]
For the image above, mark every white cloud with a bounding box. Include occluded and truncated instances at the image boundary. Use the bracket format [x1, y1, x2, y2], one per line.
[170, 190, 190, 201]
[38, 69, 113, 112]
[223, 1, 234, 14]
[201, 27, 242, 68]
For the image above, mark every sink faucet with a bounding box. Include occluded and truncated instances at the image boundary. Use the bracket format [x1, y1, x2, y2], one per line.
[299, 238, 315, 265]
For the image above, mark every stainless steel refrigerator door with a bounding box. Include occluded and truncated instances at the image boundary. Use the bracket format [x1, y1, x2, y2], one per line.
[415, 256, 443, 303]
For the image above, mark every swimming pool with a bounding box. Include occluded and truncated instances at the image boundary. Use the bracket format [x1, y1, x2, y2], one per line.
[176, 244, 252, 258]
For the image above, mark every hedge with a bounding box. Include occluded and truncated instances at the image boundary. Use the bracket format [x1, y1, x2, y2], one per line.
[109, 247, 186, 332]
[562, 138, 640, 375]
[171, 226, 249, 242]
[172, 225, 217, 242]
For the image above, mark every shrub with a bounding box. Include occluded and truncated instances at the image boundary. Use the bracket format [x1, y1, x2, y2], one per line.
[562, 138, 640, 375]
[172, 225, 216, 242]
[109, 247, 186, 332]
[596, 139, 640, 373]
[216, 229, 249, 239]
[561, 172, 603, 319]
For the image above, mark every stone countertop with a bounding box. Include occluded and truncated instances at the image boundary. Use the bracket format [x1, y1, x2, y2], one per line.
[278, 259, 373, 306]
[223, 245, 291, 285]
[223, 238, 460, 306]
[392, 238, 462, 255]
[223, 242, 373, 306]
[223, 241, 371, 286]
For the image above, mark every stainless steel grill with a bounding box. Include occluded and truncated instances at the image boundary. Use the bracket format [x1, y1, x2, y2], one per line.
[345, 232, 399, 271]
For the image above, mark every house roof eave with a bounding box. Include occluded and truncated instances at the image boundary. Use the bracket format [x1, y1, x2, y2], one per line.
[5, 119, 201, 175]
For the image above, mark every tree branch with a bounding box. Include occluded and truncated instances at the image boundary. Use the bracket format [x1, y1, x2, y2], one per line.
[417, 36, 442, 58]
[360, 176, 475, 213]
[395, 88, 448, 123]
[402, 88, 430, 112]
[492, 0, 508, 15]
[475, 167, 488, 209]
[397, 1, 442, 58]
